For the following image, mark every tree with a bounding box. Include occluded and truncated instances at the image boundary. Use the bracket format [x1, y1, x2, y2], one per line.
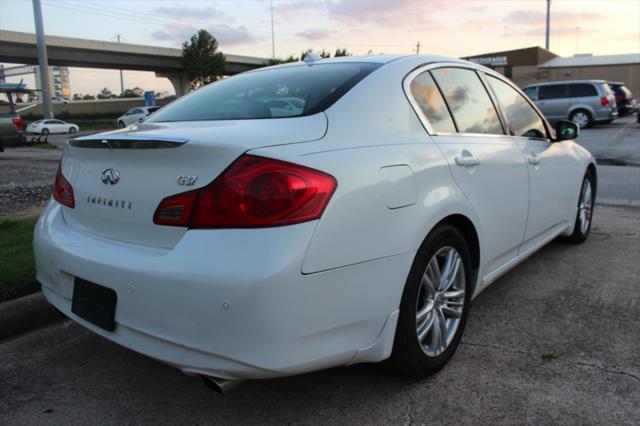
[73, 93, 82, 101]
[83, 94, 96, 100]
[121, 88, 142, 98]
[180, 29, 226, 90]
[334, 48, 351, 57]
[319, 49, 331, 58]
[97, 87, 115, 99]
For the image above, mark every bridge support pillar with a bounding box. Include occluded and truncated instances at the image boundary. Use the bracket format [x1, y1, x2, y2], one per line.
[156, 72, 190, 97]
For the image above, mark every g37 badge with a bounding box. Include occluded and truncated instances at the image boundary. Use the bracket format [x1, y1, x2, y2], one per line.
[177, 175, 198, 186]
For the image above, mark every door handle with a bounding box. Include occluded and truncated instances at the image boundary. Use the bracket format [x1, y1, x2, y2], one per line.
[455, 152, 480, 167]
[527, 154, 541, 165]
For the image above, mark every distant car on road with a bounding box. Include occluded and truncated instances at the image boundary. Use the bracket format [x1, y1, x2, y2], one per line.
[0, 113, 26, 151]
[523, 80, 617, 128]
[608, 82, 636, 116]
[29, 119, 79, 135]
[51, 97, 70, 104]
[117, 106, 160, 128]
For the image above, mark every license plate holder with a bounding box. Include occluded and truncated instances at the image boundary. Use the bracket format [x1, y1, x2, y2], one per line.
[72, 278, 117, 331]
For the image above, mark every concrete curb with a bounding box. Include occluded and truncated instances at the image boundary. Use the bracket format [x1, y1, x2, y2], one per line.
[597, 198, 640, 208]
[0, 292, 63, 341]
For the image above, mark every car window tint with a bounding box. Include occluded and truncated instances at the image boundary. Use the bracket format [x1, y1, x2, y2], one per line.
[44, 120, 57, 124]
[431, 68, 503, 135]
[147, 107, 160, 113]
[569, 84, 597, 97]
[487, 76, 547, 139]
[523, 87, 537, 100]
[132, 109, 144, 114]
[539, 85, 569, 99]
[409, 71, 456, 133]
[148, 63, 380, 122]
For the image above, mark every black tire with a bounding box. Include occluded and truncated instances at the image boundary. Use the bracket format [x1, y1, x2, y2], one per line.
[68, 127, 77, 134]
[565, 170, 596, 244]
[569, 109, 593, 129]
[41, 128, 50, 135]
[385, 224, 473, 378]
[117, 121, 126, 129]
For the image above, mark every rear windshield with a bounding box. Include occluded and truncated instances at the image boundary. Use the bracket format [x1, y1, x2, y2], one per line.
[148, 63, 380, 122]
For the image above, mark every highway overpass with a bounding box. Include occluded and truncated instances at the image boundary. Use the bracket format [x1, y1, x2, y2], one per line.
[0, 30, 269, 95]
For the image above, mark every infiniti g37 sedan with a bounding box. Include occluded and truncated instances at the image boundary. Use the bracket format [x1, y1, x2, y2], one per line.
[35, 55, 596, 388]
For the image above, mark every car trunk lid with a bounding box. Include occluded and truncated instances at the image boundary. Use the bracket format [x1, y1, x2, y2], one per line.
[60, 114, 327, 248]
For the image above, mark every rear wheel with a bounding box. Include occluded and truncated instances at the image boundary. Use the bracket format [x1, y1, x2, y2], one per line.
[68, 127, 77, 134]
[386, 224, 472, 377]
[565, 171, 595, 244]
[117, 121, 126, 128]
[570, 109, 593, 129]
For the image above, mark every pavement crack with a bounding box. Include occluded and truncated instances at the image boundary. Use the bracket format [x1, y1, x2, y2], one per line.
[572, 361, 640, 382]
[461, 340, 640, 382]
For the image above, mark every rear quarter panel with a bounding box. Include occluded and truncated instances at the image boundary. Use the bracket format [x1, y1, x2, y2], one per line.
[250, 58, 481, 275]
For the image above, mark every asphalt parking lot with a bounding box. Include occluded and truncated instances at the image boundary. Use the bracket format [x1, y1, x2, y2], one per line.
[1, 205, 639, 424]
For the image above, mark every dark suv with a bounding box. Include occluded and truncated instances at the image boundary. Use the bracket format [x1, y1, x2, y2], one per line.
[608, 82, 636, 116]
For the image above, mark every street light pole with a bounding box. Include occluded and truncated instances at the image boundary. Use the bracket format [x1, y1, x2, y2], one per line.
[270, 0, 275, 59]
[545, 0, 551, 50]
[32, 0, 53, 118]
[117, 35, 124, 96]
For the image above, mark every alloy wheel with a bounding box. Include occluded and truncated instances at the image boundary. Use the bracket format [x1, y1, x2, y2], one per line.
[572, 112, 589, 128]
[416, 246, 466, 357]
[579, 178, 593, 234]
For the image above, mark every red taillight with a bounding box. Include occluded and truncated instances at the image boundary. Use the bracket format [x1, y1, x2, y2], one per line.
[600, 96, 609, 106]
[11, 118, 25, 131]
[154, 155, 337, 228]
[53, 163, 75, 208]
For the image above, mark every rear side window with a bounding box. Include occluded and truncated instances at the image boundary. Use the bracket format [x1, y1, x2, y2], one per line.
[539, 85, 569, 100]
[431, 68, 503, 135]
[487, 76, 547, 139]
[147, 107, 160, 114]
[131, 109, 144, 114]
[569, 84, 597, 97]
[148, 63, 380, 122]
[409, 71, 456, 133]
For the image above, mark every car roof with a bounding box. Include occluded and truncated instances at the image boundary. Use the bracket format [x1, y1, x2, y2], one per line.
[524, 80, 607, 88]
[254, 54, 471, 72]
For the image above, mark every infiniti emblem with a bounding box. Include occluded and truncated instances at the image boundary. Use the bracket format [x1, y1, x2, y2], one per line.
[101, 168, 120, 185]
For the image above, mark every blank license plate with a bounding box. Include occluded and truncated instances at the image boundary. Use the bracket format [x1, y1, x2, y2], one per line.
[71, 278, 117, 331]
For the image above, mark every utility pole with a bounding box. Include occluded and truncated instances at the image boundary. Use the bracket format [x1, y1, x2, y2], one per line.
[270, 0, 275, 59]
[415, 41, 421, 55]
[32, 0, 53, 118]
[116, 35, 124, 96]
[545, 0, 551, 50]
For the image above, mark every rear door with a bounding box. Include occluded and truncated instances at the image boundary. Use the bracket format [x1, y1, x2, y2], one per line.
[418, 66, 530, 277]
[485, 74, 574, 250]
[536, 84, 571, 120]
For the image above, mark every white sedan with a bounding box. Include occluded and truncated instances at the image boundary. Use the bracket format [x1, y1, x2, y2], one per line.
[29, 119, 79, 135]
[35, 55, 595, 393]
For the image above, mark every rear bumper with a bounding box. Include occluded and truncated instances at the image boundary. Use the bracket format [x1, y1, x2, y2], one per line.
[34, 201, 408, 379]
[594, 107, 618, 122]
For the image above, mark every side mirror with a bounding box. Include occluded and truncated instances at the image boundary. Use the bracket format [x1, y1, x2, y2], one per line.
[554, 120, 579, 141]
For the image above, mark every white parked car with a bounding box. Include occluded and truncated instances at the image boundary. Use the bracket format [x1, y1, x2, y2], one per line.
[29, 119, 79, 135]
[35, 55, 596, 392]
[116, 106, 160, 128]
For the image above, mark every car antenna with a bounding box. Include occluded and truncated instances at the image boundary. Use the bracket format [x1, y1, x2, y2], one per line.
[304, 52, 321, 65]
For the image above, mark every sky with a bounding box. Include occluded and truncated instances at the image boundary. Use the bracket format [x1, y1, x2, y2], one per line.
[1, 0, 639, 96]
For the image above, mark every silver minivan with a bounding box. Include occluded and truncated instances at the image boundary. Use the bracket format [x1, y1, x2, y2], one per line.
[523, 80, 617, 128]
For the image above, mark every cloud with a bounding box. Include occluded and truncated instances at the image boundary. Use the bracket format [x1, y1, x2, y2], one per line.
[150, 23, 261, 47]
[296, 28, 336, 40]
[153, 5, 230, 21]
[503, 9, 606, 38]
[275, 0, 443, 31]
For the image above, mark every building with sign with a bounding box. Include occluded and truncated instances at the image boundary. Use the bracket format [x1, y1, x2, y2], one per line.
[463, 47, 640, 97]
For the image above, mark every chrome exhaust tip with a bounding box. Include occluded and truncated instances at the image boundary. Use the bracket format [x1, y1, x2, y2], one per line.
[201, 376, 246, 395]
